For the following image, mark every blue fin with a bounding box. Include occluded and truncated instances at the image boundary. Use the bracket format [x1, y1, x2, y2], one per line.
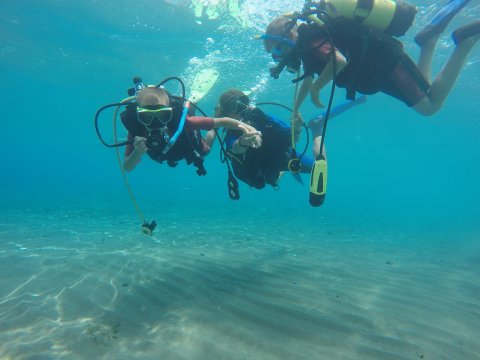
[415, 0, 472, 46]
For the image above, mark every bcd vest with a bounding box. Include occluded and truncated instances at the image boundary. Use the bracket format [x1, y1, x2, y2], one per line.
[298, 18, 404, 95]
[120, 95, 208, 175]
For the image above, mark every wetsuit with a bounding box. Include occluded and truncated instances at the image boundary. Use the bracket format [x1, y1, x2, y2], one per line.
[225, 107, 313, 189]
[297, 19, 430, 106]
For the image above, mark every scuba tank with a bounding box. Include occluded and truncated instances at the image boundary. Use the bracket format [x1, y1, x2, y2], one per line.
[317, 0, 417, 36]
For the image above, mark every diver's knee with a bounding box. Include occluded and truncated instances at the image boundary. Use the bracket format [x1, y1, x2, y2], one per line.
[413, 99, 441, 116]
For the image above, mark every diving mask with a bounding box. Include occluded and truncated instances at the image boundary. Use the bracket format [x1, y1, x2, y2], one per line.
[271, 41, 295, 62]
[224, 94, 250, 115]
[259, 34, 296, 62]
[137, 105, 173, 127]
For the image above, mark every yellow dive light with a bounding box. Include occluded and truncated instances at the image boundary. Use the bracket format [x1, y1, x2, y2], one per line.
[309, 158, 328, 207]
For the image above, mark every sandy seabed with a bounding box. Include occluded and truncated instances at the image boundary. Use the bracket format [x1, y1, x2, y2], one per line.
[0, 202, 479, 360]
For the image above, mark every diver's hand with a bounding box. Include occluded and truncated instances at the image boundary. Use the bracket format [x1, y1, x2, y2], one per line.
[239, 132, 262, 149]
[238, 124, 262, 148]
[290, 111, 304, 142]
[291, 111, 304, 127]
[133, 136, 147, 154]
[250, 133, 262, 148]
[238, 123, 257, 134]
[310, 85, 325, 108]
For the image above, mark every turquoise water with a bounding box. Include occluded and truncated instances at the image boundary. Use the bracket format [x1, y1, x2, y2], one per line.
[1, 1, 479, 359]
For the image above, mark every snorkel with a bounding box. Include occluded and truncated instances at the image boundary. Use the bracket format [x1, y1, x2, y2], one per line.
[254, 11, 304, 79]
[254, 32, 300, 79]
[155, 76, 189, 154]
[163, 100, 190, 154]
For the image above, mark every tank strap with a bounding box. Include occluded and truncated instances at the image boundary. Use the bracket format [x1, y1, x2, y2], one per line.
[354, 0, 374, 22]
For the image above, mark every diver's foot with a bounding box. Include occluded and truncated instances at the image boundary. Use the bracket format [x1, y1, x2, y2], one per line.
[452, 20, 480, 45]
[415, 0, 472, 47]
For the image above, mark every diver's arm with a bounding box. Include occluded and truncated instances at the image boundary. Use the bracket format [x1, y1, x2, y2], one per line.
[232, 137, 250, 154]
[204, 129, 217, 148]
[123, 136, 147, 172]
[294, 75, 314, 114]
[123, 152, 141, 172]
[291, 77, 314, 144]
[188, 115, 260, 142]
[214, 117, 262, 147]
[213, 117, 254, 132]
[231, 133, 262, 154]
[310, 51, 347, 108]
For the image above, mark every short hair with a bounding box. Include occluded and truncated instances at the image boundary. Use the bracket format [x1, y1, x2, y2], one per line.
[218, 89, 250, 116]
[266, 15, 292, 36]
[136, 87, 170, 107]
[264, 15, 295, 51]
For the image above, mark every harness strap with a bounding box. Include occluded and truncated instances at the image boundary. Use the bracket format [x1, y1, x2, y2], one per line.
[354, 0, 374, 22]
[339, 32, 370, 100]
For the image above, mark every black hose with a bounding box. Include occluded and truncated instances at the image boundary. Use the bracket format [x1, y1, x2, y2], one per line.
[158, 77, 186, 101]
[171, 95, 236, 196]
[308, 8, 337, 161]
[255, 102, 310, 160]
[94, 102, 134, 148]
[95, 77, 188, 149]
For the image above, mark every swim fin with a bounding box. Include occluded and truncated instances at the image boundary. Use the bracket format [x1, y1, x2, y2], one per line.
[452, 20, 480, 45]
[291, 172, 304, 185]
[189, 68, 219, 103]
[414, 0, 472, 46]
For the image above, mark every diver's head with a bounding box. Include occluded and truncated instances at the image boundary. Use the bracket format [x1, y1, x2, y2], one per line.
[136, 87, 173, 128]
[218, 89, 250, 119]
[264, 15, 298, 62]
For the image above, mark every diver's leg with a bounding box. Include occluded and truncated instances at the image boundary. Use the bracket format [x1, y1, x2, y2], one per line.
[413, 30, 479, 115]
[417, 35, 440, 83]
[312, 136, 327, 160]
[308, 115, 327, 159]
[452, 20, 480, 45]
[415, 0, 472, 82]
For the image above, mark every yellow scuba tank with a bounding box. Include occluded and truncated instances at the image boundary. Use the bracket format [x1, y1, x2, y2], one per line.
[309, 158, 328, 207]
[321, 0, 417, 36]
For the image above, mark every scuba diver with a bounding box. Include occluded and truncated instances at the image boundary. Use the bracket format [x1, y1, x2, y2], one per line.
[95, 77, 261, 234]
[261, 0, 479, 116]
[122, 86, 261, 173]
[217, 89, 366, 190]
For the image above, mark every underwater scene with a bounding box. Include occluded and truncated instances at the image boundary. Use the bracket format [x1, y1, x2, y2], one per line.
[1, 0, 479, 359]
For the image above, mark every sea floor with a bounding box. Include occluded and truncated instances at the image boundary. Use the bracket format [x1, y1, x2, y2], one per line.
[1, 200, 479, 360]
